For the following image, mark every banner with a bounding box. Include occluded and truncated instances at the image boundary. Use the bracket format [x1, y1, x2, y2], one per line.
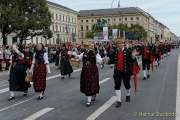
[112, 29, 118, 39]
[103, 27, 108, 40]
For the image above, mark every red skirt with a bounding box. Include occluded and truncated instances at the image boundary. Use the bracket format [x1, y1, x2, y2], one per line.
[33, 64, 47, 92]
[80, 64, 100, 96]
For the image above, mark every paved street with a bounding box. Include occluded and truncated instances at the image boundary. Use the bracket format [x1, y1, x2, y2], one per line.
[0, 49, 179, 120]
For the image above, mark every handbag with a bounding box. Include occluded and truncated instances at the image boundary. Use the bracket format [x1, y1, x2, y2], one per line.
[25, 72, 33, 82]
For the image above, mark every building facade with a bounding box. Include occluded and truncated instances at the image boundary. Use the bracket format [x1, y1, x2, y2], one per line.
[0, 1, 78, 45]
[32, 1, 78, 44]
[78, 7, 177, 43]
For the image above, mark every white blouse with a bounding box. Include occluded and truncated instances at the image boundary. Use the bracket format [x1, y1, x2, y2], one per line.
[77, 52, 102, 64]
[32, 52, 49, 64]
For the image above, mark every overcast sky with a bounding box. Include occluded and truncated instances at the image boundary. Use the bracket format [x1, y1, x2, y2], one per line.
[49, 0, 180, 36]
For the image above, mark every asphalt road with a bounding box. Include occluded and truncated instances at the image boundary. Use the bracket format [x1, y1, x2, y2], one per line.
[0, 49, 179, 120]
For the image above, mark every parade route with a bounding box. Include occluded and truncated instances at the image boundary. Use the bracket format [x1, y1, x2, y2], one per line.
[0, 49, 179, 120]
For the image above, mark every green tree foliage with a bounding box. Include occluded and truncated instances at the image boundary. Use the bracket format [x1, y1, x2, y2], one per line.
[0, 0, 52, 45]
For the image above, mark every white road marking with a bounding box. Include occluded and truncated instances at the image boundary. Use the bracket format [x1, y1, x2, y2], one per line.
[86, 96, 116, 120]
[0, 69, 82, 95]
[0, 88, 9, 94]
[176, 54, 180, 120]
[24, 108, 54, 120]
[47, 68, 81, 80]
[99, 78, 111, 84]
[0, 84, 8, 88]
[0, 98, 32, 112]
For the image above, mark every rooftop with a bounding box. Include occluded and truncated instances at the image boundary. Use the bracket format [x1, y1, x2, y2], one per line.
[47, 1, 77, 14]
[78, 7, 152, 17]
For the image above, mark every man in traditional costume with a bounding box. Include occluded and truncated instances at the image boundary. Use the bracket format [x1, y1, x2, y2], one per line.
[141, 41, 152, 80]
[111, 38, 139, 108]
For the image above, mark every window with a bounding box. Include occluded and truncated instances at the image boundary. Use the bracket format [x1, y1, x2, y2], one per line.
[81, 20, 83, 23]
[136, 17, 139, 20]
[108, 19, 111, 22]
[59, 15, 61, 21]
[91, 19, 94, 22]
[86, 26, 89, 31]
[52, 25, 55, 31]
[131, 17, 134, 21]
[86, 20, 89, 23]
[63, 15, 64, 21]
[119, 18, 121, 21]
[124, 18, 127, 21]
[81, 26, 83, 31]
[60, 26, 61, 32]
[81, 33, 83, 38]
[114, 18, 116, 21]
[56, 14, 58, 20]
[56, 25, 58, 31]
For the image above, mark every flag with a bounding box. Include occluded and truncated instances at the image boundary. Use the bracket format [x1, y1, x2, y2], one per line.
[118, 0, 120, 8]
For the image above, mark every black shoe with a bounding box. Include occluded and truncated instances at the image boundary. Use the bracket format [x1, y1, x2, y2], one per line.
[23, 91, 28, 96]
[147, 75, 150, 79]
[92, 95, 96, 102]
[23, 93, 28, 97]
[37, 96, 44, 100]
[61, 77, 65, 79]
[8, 96, 15, 101]
[126, 96, 130, 102]
[115, 102, 122, 108]
[86, 102, 91, 107]
[143, 77, 147, 80]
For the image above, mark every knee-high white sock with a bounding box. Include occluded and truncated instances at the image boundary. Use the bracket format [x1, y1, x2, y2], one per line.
[87, 96, 92, 103]
[143, 70, 147, 78]
[115, 90, 121, 102]
[126, 89, 131, 96]
[10, 91, 14, 97]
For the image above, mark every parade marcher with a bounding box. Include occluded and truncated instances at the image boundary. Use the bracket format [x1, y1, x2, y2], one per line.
[4, 46, 11, 70]
[30, 43, 51, 100]
[77, 43, 102, 107]
[111, 38, 139, 108]
[141, 41, 152, 80]
[154, 42, 161, 68]
[60, 45, 73, 79]
[24, 45, 33, 69]
[8, 44, 31, 101]
[0, 45, 3, 71]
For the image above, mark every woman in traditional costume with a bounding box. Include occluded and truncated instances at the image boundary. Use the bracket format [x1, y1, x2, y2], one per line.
[8, 44, 31, 101]
[60, 45, 73, 79]
[30, 43, 51, 100]
[77, 44, 102, 107]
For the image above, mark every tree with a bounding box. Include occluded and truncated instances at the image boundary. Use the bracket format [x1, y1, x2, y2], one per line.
[15, 0, 52, 45]
[0, 0, 19, 45]
[0, 0, 52, 45]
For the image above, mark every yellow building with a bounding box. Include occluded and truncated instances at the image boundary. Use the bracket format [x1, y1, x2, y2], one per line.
[77, 7, 176, 43]
[47, 1, 78, 44]
[32, 1, 78, 44]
